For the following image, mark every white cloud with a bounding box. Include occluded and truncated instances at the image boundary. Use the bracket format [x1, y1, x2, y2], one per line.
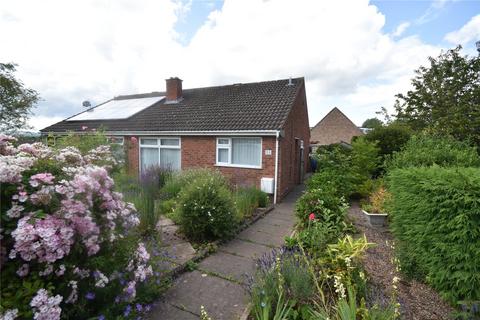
[392, 22, 410, 37]
[1, 0, 445, 130]
[445, 14, 480, 45]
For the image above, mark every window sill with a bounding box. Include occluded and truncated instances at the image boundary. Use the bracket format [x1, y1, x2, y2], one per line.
[215, 163, 262, 170]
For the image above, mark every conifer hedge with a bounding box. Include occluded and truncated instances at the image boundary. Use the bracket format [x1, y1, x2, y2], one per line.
[388, 167, 480, 303]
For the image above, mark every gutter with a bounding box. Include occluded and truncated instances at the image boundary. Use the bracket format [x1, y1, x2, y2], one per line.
[274, 130, 280, 204]
[40, 130, 279, 137]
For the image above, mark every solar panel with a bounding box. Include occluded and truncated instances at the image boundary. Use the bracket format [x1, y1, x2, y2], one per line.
[67, 96, 164, 121]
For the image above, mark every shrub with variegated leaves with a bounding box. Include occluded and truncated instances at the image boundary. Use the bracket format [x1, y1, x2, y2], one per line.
[0, 134, 155, 319]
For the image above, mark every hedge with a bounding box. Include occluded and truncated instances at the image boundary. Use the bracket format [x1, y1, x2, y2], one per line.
[386, 134, 480, 171]
[388, 167, 480, 303]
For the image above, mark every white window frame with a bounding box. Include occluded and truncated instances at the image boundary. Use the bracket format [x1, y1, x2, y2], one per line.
[139, 137, 181, 173]
[215, 137, 262, 169]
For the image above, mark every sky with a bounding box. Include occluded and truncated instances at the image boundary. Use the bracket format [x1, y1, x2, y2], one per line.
[1, 0, 479, 131]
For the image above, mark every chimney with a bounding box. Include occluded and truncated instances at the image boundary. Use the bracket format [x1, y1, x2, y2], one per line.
[165, 77, 183, 102]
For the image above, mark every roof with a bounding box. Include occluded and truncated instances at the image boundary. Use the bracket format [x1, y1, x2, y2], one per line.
[41, 78, 304, 134]
[310, 107, 363, 145]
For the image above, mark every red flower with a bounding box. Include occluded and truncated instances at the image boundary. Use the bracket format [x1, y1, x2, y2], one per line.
[309, 213, 315, 221]
[130, 137, 138, 144]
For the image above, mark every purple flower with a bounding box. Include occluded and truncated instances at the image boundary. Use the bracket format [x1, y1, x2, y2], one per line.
[124, 305, 132, 317]
[98, 315, 105, 320]
[145, 304, 152, 312]
[136, 303, 143, 312]
[85, 292, 95, 300]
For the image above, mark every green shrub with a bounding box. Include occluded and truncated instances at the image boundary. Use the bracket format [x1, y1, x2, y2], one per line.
[235, 187, 270, 220]
[388, 167, 480, 303]
[307, 169, 356, 199]
[364, 124, 412, 158]
[386, 134, 480, 171]
[311, 139, 380, 198]
[175, 175, 237, 241]
[314, 143, 352, 172]
[295, 222, 343, 258]
[161, 168, 229, 200]
[295, 186, 349, 229]
[351, 136, 380, 179]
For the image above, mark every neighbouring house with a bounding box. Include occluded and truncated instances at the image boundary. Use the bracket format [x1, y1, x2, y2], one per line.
[41, 77, 310, 203]
[309, 107, 363, 151]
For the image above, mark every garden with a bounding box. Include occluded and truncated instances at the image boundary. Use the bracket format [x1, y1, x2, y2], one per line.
[0, 132, 270, 319]
[246, 132, 480, 319]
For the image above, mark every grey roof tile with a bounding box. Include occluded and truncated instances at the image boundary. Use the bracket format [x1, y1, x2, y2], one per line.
[41, 78, 303, 133]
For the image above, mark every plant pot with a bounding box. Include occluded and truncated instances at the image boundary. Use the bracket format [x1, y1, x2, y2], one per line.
[362, 210, 388, 227]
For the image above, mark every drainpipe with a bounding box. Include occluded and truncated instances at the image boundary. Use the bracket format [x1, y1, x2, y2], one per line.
[274, 130, 280, 204]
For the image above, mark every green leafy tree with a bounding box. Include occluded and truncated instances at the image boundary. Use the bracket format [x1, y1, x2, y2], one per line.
[394, 46, 480, 145]
[0, 63, 40, 133]
[361, 117, 383, 129]
[364, 124, 412, 158]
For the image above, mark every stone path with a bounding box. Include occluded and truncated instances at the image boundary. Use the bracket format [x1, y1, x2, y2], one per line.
[149, 185, 304, 320]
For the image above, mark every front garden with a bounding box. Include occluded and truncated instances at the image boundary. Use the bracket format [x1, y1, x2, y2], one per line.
[0, 132, 270, 319]
[246, 133, 480, 319]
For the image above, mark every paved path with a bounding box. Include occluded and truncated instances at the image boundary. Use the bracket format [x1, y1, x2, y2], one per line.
[149, 185, 304, 320]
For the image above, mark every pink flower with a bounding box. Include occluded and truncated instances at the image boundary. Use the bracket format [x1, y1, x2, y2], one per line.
[309, 213, 315, 221]
[30, 289, 63, 320]
[81, 126, 88, 131]
[130, 137, 137, 144]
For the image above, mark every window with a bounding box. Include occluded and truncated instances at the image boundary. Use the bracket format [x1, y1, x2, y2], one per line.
[216, 137, 262, 168]
[140, 137, 181, 172]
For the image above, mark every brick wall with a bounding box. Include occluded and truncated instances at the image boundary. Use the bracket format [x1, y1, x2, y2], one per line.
[181, 136, 276, 190]
[125, 136, 139, 175]
[278, 83, 310, 199]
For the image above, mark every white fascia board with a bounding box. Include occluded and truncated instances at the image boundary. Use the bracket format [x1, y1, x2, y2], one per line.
[45, 130, 280, 136]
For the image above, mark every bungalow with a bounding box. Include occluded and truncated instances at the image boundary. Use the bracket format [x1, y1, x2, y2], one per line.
[41, 77, 310, 203]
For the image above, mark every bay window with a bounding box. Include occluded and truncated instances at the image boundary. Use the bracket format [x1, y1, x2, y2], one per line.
[216, 137, 262, 168]
[140, 137, 181, 172]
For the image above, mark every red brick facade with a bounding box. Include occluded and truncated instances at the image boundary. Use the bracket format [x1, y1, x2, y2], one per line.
[278, 84, 310, 199]
[124, 83, 310, 202]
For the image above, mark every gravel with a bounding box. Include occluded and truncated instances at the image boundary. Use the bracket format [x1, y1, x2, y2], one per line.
[348, 202, 454, 320]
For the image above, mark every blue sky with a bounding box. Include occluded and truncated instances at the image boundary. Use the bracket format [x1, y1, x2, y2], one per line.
[1, 0, 479, 130]
[372, 0, 479, 45]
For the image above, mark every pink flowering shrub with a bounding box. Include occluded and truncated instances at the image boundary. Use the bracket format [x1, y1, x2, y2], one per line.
[0, 135, 159, 319]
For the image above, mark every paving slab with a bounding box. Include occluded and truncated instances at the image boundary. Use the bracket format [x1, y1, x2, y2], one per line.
[162, 242, 196, 265]
[219, 239, 271, 260]
[160, 225, 187, 246]
[149, 302, 199, 320]
[254, 215, 295, 228]
[198, 251, 255, 283]
[243, 220, 293, 237]
[163, 270, 248, 320]
[237, 227, 287, 247]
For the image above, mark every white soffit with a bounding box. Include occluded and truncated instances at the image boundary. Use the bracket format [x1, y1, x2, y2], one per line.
[67, 96, 164, 121]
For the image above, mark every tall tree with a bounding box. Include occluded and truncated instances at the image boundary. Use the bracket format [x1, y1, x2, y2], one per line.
[0, 63, 39, 134]
[361, 117, 383, 129]
[394, 46, 480, 145]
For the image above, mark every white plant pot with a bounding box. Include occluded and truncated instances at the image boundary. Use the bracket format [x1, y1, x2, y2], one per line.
[362, 210, 388, 227]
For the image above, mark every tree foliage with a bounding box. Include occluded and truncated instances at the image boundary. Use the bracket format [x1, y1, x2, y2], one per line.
[394, 46, 480, 145]
[361, 117, 383, 129]
[0, 63, 40, 134]
[364, 123, 412, 158]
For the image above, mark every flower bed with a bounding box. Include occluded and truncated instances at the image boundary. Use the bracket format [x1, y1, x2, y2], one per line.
[0, 135, 167, 319]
